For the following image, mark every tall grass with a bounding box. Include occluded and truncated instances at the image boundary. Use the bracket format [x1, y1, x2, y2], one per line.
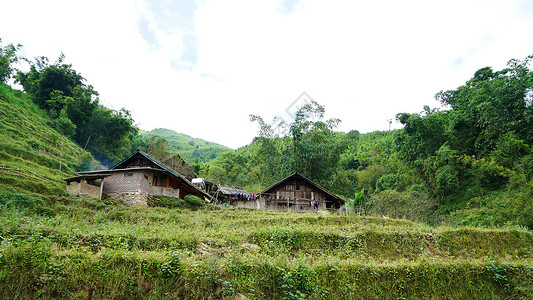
[0, 191, 531, 299]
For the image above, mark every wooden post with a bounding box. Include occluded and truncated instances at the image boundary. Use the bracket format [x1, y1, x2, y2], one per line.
[287, 188, 290, 212]
[99, 177, 105, 200]
[58, 135, 63, 183]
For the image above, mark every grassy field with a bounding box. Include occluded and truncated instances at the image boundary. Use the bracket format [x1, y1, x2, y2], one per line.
[0, 191, 531, 299]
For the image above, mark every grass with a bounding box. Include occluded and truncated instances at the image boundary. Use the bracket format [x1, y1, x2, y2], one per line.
[0, 191, 531, 299]
[0, 83, 531, 298]
[0, 83, 90, 194]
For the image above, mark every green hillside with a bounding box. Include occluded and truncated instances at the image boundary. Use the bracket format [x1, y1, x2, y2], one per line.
[141, 128, 232, 164]
[202, 56, 533, 228]
[1, 194, 531, 299]
[1, 81, 532, 299]
[0, 83, 95, 195]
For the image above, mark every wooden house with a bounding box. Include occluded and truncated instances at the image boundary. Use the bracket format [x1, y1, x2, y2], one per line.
[65, 150, 211, 206]
[258, 172, 344, 212]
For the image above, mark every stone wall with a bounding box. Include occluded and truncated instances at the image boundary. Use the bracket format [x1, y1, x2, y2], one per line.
[106, 192, 149, 206]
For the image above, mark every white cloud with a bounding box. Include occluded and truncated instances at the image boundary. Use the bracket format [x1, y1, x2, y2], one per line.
[1, 0, 532, 149]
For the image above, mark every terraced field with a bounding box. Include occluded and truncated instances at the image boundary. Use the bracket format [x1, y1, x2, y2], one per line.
[0, 193, 531, 299]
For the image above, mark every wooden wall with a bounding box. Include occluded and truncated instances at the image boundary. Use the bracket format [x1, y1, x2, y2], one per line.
[260, 178, 328, 212]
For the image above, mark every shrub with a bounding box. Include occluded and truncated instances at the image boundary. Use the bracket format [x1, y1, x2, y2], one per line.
[183, 194, 207, 208]
[150, 195, 207, 210]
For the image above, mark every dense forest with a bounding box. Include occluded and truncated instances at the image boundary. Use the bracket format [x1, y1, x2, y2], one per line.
[198, 56, 533, 228]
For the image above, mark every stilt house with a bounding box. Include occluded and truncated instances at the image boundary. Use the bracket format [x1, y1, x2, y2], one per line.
[258, 172, 344, 212]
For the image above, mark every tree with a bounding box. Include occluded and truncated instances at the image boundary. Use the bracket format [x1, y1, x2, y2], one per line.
[15, 53, 139, 165]
[144, 135, 169, 161]
[435, 55, 533, 155]
[15, 54, 91, 112]
[250, 101, 355, 188]
[249, 114, 284, 185]
[395, 109, 450, 161]
[394, 55, 533, 213]
[0, 38, 22, 83]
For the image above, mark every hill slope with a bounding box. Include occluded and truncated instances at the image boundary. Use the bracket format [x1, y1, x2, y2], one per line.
[0, 83, 531, 299]
[0, 197, 531, 299]
[142, 128, 232, 164]
[0, 83, 94, 195]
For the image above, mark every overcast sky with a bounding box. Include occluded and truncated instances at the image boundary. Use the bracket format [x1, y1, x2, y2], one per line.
[2, 0, 532, 148]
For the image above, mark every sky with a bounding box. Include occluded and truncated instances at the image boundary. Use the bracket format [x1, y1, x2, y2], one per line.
[1, 0, 532, 149]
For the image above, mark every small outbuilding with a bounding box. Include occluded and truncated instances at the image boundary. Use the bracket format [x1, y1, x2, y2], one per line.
[210, 184, 259, 209]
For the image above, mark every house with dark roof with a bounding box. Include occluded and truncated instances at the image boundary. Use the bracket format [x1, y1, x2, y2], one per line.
[257, 172, 344, 212]
[65, 150, 211, 206]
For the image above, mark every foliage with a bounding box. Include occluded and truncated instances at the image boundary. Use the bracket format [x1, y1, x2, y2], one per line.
[14, 54, 139, 164]
[161, 251, 183, 278]
[0, 192, 531, 299]
[246, 101, 358, 192]
[142, 135, 169, 161]
[345, 189, 367, 215]
[392, 55, 533, 225]
[0, 38, 22, 83]
[141, 128, 232, 164]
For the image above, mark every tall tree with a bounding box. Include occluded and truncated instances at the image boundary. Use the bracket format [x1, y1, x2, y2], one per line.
[435, 56, 533, 155]
[16, 54, 91, 112]
[0, 38, 22, 83]
[250, 101, 354, 188]
[15, 54, 138, 164]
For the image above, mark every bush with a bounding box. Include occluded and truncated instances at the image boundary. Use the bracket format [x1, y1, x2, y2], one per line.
[150, 195, 207, 210]
[183, 195, 206, 208]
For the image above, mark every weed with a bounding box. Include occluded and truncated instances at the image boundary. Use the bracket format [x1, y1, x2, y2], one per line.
[161, 251, 182, 278]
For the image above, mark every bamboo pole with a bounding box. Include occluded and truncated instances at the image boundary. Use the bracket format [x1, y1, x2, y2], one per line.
[58, 135, 63, 183]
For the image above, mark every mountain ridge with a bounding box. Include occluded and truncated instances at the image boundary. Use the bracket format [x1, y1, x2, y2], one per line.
[141, 128, 233, 164]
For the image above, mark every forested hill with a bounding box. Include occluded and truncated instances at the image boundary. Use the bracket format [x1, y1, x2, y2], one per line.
[199, 56, 533, 228]
[141, 128, 232, 164]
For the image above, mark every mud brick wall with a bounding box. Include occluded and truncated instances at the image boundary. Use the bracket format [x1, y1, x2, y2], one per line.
[66, 182, 100, 199]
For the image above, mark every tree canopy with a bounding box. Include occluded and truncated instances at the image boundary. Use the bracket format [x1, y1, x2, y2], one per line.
[0, 38, 22, 83]
[12, 48, 140, 164]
